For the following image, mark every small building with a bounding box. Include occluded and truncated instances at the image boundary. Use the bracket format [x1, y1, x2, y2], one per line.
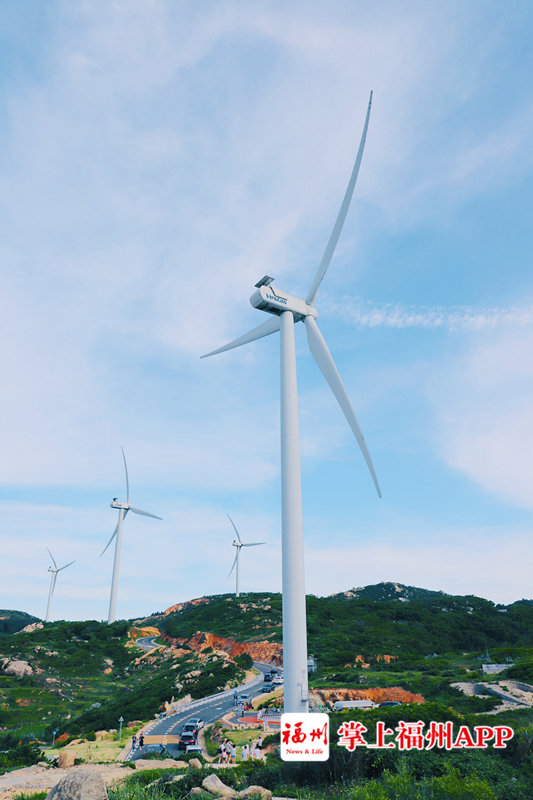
[482, 663, 513, 674]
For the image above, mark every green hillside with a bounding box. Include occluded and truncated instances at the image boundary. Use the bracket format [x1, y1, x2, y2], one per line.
[3, 583, 533, 747]
[155, 585, 533, 667]
[0, 609, 40, 635]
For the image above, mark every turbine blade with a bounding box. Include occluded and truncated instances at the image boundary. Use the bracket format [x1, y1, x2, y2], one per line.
[58, 560, 75, 572]
[227, 514, 242, 543]
[121, 447, 130, 503]
[242, 542, 266, 547]
[46, 547, 58, 570]
[129, 506, 162, 520]
[201, 316, 281, 359]
[305, 92, 373, 306]
[305, 316, 381, 497]
[228, 552, 238, 578]
[100, 522, 119, 557]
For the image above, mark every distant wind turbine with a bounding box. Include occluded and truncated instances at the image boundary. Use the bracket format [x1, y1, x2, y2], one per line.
[227, 515, 265, 598]
[101, 448, 162, 624]
[45, 548, 74, 623]
[202, 93, 380, 713]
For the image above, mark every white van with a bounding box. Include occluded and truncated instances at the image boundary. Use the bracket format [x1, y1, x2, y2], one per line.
[333, 700, 376, 711]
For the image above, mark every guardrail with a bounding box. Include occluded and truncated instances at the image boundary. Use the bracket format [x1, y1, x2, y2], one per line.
[159, 662, 272, 718]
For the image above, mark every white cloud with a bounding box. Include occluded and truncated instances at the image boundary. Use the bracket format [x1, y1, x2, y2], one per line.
[430, 327, 533, 508]
[331, 297, 533, 331]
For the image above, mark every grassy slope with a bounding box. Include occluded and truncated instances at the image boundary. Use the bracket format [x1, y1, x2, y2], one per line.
[0, 620, 246, 740]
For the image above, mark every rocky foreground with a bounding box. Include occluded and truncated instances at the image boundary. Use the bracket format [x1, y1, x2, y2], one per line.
[0, 760, 294, 800]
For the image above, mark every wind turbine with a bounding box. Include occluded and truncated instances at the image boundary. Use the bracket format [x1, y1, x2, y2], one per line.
[45, 548, 74, 623]
[202, 93, 380, 713]
[101, 447, 162, 624]
[227, 515, 265, 598]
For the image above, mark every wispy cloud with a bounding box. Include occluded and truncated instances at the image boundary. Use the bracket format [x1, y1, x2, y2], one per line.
[333, 297, 533, 331]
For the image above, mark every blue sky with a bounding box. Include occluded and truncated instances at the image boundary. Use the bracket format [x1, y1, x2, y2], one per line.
[1, 0, 533, 621]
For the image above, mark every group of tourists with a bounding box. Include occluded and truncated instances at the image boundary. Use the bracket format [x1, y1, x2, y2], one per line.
[216, 736, 263, 763]
[241, 736, 263, 762]
[131, 730, 144, 751]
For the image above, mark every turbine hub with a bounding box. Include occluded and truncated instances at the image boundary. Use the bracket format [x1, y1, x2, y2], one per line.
[250, 285, 318, 322]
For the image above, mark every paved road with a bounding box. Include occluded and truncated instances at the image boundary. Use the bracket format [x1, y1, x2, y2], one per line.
[127, 662, 278, 761]
[136, 636, 162, 652]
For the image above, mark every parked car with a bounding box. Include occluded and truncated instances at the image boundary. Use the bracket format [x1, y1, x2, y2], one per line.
[264, 673, 273, 682]
[185, 744, 203, 755]
[188, 717, 204, 730]
[272, 676, 283, 685]
[238, 693, 252, 703]
[178, 732, 197, 751]
[378, 701, 402, 708]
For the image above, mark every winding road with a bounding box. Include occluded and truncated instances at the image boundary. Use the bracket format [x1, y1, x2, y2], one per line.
[126, 654, 276, 761]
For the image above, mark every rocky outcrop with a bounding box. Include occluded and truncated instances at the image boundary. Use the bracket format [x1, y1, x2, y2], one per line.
[239, 787, 272, 799]
[2, 659, 33, 676]
[189, 758, 202, 769]
[164, 631, 282, 665]
[57, 750, 79, 769]
[19, 622, 44, 634]
[162, 597, 210, 617]
[46, 770, 107, 799]
[318, 687, 424, 706]
[202, 774, 236, 796]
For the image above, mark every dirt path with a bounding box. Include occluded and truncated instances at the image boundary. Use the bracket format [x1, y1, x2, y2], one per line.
[0, 762, 135, 799]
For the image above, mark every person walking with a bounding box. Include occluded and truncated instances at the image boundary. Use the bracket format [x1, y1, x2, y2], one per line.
[257, 736, 263, 752]
[138, 731, 145, 750]
[131, 734, 137, 749]
[230, 744, 236, 764]
[217, 742, 225, 763]
[241, 744, 249, 762]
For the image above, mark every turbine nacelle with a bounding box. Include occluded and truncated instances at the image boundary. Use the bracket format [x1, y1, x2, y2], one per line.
[250, 284, 318, 323]
[110, 500, 129, 510]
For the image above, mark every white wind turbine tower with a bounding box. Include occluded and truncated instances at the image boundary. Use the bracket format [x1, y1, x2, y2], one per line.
[227, 515, 265, 598]
[202, 93, 381, 713]
[101, 448, 162, 624]
[45, 548, 74, 623]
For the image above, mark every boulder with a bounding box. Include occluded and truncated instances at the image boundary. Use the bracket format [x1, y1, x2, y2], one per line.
[57, 750, 79, 768]
[189, 757, 203, 769]
[202, 773, 236, 797]
[4, 660, 33, 676]
[46, 770, 107, 799]
[19, 622, 44, 634]
[239, 789, 272, 800]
